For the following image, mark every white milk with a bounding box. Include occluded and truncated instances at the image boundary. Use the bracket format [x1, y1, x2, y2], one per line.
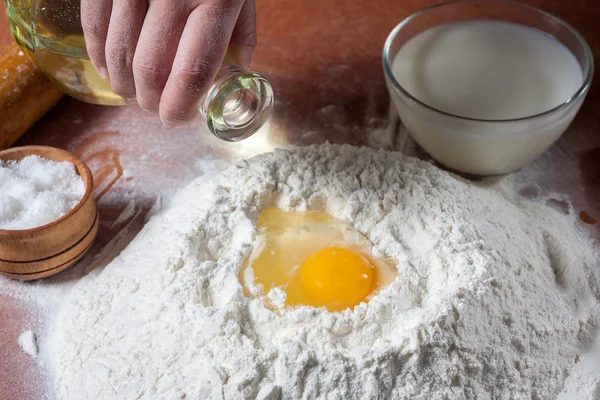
[388, 20, 585, 175]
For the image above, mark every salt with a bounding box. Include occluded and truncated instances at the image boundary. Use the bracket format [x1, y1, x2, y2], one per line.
[0, 155, 85, 230]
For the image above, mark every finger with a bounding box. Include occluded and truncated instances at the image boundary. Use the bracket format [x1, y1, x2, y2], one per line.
[81, 0, 112, 79]
[132, 1, 190, 113]
[229, 0, 257, 69]
[159, 2, 243, 125]
[104, 0, 146, 100]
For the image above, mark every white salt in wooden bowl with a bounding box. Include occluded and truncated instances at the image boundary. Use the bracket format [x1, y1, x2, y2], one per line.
[0, 146, 98, 280]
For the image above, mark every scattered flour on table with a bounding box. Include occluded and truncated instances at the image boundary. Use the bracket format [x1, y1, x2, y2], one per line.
[47, 144, 600, 399]
[558, 330, 600, 399]
[18, 330, 38, 358]
[0, 155, 85, 230]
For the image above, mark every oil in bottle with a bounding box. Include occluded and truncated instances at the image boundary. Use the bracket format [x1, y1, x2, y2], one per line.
[5, 0, 127, 105]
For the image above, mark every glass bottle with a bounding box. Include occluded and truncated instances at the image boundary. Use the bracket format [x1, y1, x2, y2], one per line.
[4, 0, 273, 141]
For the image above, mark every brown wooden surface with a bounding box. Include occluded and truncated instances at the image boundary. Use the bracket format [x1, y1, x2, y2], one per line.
[0, 1, 599, 399]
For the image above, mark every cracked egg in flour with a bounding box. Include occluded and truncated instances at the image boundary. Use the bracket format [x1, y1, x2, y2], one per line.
[239, 207, 397, 312]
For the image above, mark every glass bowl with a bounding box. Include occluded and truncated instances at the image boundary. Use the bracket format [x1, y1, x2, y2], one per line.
[382, 0, 593, 176]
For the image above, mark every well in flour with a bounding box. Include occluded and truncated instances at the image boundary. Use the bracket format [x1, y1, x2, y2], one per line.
[239, 207, 397, 312]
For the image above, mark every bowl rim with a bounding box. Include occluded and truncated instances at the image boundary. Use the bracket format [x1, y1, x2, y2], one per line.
[382, 0, 595, 123]
[0, 145, 94, 236]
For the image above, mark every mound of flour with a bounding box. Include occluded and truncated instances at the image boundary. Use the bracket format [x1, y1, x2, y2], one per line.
[48, 144, 599, 399]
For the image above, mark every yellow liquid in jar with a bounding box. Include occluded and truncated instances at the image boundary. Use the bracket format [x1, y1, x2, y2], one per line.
[5, 0, 126, 105]
[32, 45, 127, 105]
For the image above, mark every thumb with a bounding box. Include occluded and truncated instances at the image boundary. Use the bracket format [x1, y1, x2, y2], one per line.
[228, 0, 257, 69]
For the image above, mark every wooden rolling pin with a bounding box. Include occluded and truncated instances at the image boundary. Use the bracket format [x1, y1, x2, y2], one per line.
[0, 42, 63, 150]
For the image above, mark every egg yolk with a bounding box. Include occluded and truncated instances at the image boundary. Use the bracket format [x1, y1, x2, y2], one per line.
[296, 246, 374, 311]
[239, 207, 397, 312]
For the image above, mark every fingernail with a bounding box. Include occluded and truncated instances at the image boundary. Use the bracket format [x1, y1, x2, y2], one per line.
[239, 48, 254, 70]
[228, 45, 253, 70]
[98, 67, 109, 80]
[160, 116, 171, 127]
[141, 107, 157, 115]
[161, 118, 182, 128]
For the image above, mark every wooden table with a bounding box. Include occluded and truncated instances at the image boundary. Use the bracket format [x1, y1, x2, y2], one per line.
[0, 1, 598, 399]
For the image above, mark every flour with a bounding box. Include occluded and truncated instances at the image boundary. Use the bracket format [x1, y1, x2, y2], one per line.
[47, 144, 600, 399]
[0, 156, 84, 230]
[558, 331, 600, 399]
[18, 330, 38, 358]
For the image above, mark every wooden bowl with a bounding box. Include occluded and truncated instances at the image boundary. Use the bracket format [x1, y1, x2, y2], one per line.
[0, 146, 98, 280]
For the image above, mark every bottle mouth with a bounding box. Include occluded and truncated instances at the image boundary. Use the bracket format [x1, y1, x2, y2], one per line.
[202, 71, 274, 142]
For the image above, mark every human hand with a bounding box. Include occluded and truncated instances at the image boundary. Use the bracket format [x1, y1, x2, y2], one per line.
[81, 0, 256, 126]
